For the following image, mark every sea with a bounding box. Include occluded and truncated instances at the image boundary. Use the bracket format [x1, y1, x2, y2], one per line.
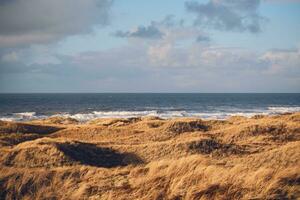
[0, 93, 300, 122]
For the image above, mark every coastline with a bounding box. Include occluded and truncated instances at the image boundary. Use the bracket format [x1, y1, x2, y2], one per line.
[1, 93, 300, 122]
[1, 107, 300, 122]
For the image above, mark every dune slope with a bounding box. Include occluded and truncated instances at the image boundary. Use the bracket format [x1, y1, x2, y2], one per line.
[0, 113, 299, 199]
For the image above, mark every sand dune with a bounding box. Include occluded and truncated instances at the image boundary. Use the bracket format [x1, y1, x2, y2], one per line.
[0, 113, 299, 199]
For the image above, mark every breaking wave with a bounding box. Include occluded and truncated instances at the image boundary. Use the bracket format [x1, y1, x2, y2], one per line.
[1, 106, 300, 122]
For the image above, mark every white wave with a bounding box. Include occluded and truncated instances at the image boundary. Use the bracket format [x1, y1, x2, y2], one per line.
[57, 110, 159, 121]
[0, 117, 15, 122]
[14, 112, 36, 117]
[0, 112, 63, 122]
[268, 106, 300, 113]
[1, 107, 299, 122]
[0, 112, 39, 121]
[64, 110, 272, 121]
[175, 112, 268, 119]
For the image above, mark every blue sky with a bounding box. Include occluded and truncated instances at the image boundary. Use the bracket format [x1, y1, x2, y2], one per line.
[59, 0, 300, 53]
[0, 0, 300, 92]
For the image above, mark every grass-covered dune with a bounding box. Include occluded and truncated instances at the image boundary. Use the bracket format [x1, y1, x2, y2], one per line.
[0, 113, 299, 199]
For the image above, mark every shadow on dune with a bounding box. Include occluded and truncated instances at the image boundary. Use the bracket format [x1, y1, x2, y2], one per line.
[0, 133, 42, 147]
[56, 142, 144, 168]
[0, 121, 63, 135]
[187, 138, 250, 156]
[165, 120, 210, 134]
[1, 138, 144, 168]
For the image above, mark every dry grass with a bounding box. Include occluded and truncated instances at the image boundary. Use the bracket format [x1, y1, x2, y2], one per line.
[0, 113, 299, 199]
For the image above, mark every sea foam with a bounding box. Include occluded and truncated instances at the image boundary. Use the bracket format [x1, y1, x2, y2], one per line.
[1, 106, 300, 122]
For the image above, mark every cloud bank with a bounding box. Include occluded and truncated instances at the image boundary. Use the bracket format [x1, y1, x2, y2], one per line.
[1, 35, 299, 92]
[0, 1, 299, 93]
[0, 0, 113, 47]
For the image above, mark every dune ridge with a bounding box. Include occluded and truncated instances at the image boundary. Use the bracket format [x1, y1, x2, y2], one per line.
[0, 113, 299, 199]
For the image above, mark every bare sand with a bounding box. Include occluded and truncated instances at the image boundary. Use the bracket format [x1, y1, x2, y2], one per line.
[0, 113, 299, 199]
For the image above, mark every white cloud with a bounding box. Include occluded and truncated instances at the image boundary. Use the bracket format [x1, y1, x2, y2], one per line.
[0, 0, 113, 47]
[0, 6, 299, 92]
[261, 49, 300, 74]
[1, 42, 299, 92]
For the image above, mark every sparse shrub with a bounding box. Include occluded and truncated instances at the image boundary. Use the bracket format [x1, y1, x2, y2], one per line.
[166, 120, 209, 134]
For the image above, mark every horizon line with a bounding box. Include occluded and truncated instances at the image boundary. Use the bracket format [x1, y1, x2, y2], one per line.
[1, 92, 300, 94]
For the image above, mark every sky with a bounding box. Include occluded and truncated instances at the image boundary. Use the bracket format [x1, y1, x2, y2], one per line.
[0, 0, 300, 93]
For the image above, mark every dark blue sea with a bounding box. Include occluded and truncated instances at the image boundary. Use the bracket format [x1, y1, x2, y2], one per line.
[0, 93, 300, 121]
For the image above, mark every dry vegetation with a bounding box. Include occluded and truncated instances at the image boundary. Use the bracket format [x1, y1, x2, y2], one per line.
[0, 113, 299, 199]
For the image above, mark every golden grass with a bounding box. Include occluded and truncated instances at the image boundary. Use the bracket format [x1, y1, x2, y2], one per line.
[0, 113, 299, 199]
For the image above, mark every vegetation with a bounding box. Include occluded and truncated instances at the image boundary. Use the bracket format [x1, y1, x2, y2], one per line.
[0, 113, 299, 199]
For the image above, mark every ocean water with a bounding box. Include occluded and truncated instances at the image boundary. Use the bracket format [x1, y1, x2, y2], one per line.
[0, 93, 300, 121]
